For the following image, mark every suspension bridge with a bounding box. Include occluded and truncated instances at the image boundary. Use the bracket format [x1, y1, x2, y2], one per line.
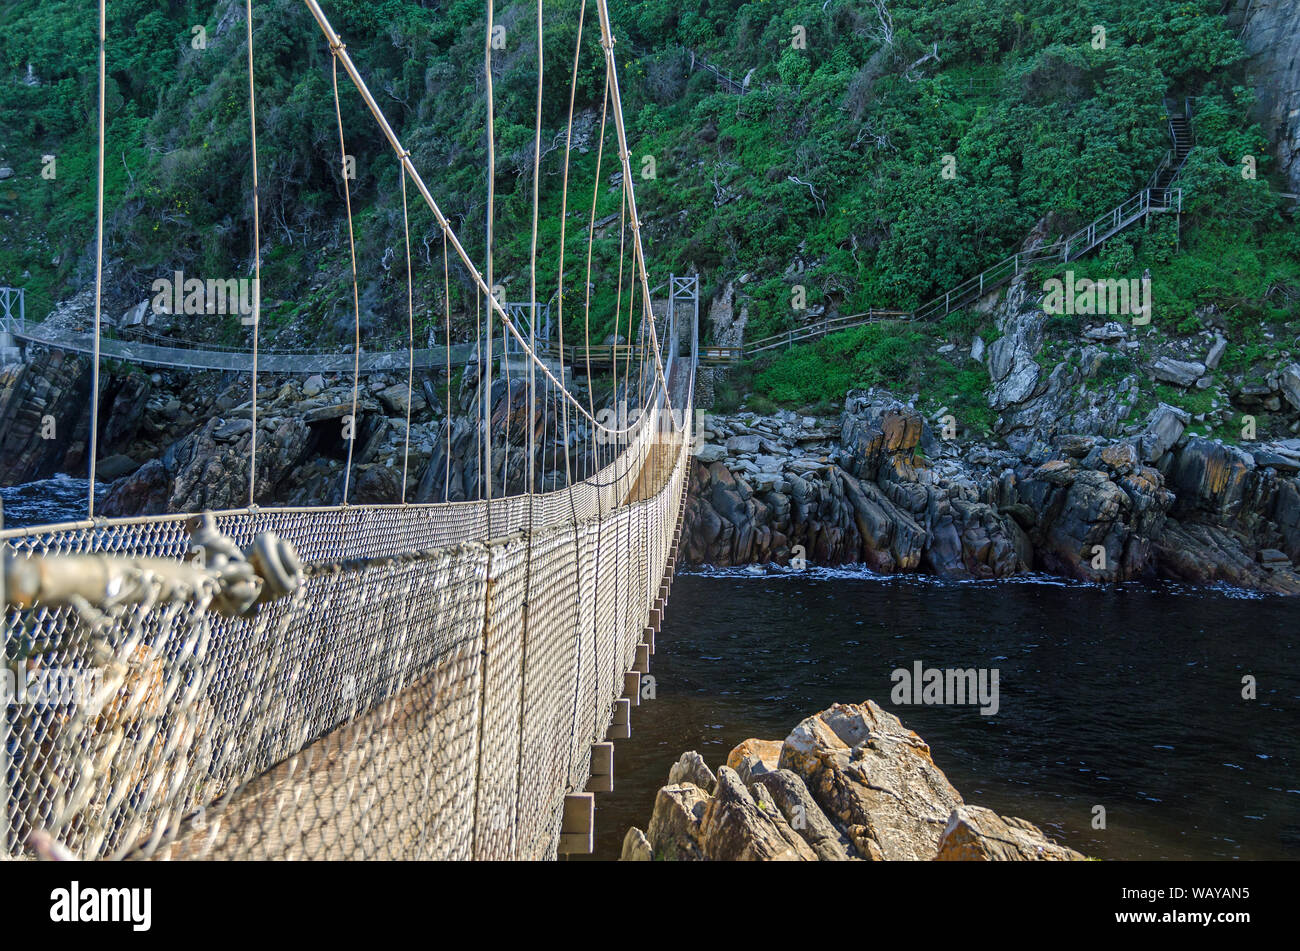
[1, 0, 697, 861]
[0, 2, 1200, 861]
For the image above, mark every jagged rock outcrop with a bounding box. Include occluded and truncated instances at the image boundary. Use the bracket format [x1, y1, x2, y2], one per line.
[684, 387, 1300, 594]
[101, 414, 316, 514]
[624, 701, 1086, 861]
[779, 701, 963, 860]
[0, 350, 91, 483]
[987, 281, 1045, 413]
[935, 805, 1087, 861]
[1012, 438, 1172, 582]
[685, 393, 1023, 579]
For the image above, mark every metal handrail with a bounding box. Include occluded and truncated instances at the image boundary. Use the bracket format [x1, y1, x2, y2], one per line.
[711, 180, 1184, 366]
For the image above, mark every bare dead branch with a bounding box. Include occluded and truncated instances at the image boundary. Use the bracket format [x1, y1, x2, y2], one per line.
[904, 42, 940, 82]
[788, 175, 827, 215]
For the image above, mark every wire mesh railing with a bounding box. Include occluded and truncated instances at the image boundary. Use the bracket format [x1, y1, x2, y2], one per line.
[1, 382, 691, 860]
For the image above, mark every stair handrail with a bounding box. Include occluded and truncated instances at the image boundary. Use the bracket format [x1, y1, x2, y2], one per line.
[1145, 150, 1174, 192]
[739, 184, 1182, 357]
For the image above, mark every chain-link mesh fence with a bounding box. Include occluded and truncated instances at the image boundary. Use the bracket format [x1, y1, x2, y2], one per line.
[2, 391, 688, 860]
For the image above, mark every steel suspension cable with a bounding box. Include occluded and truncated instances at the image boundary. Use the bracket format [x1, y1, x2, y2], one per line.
[329, 52, 363, 505]
[484, 0, 497, 530]
[443, 227, 452, 501]
[87, 0, 106, 517]
[245, 0, 263, 507]
[399, 159, 415, 503]
[303, 0, 660, 441]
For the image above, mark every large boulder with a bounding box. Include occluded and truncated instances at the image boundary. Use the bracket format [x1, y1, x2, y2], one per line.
[375, 382, 428, 417]
[778, 700, 963, 861]
[724, 433, 760, 454]
[935, 805, 1087, 861]
[1139, 403, 1189, 463]
[1280, 363, 1300, 411]
[1151, 357, 1205, 387]
[839, 391, 924, 480]
[624, 701, 1090, 861]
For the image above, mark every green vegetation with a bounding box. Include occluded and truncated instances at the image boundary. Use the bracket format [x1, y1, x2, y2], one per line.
[0, 0, 1295, 420]
[750, 321, 995, 433]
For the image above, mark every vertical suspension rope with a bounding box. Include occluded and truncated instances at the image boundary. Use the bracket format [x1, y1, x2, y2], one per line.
[580, 74, 612, 743]
[245, 0, 263, 507]
[582, 74, 611, 435]
[330, 51, 363, 505]
[443, 228, 453, 501]
[399, 159, 415, 503]
[527, 0, 542, 505]
[475, 283, 483, 511]
[559, 0, 588, 783]
[484, 0, 497, 532]
[501, 319, 513, 495]
[621, 248, 636, 403]
[87, 0, 106, 517]
[513, 0, 545, 837]
[556, 0, 586, 494]
[612, 185, 627, 418]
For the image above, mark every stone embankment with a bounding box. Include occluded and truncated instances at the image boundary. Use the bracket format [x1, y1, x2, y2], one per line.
[622, 700, 1086, 861]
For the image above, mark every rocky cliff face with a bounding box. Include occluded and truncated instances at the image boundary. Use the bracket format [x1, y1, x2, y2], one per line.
[96, 361, 619, 515]
[684, 387, 1300, 594]
[685, 253, 1300, 595]
[622, 700, 1086, 862]
[0, 349, 91, 484]
[1237, 0, 1300, 195]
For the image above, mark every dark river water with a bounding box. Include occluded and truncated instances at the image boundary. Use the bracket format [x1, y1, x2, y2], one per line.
[0, 475, 105, 530]
[7, 480, 1296, 860]
[581, 567, 1299, 861]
